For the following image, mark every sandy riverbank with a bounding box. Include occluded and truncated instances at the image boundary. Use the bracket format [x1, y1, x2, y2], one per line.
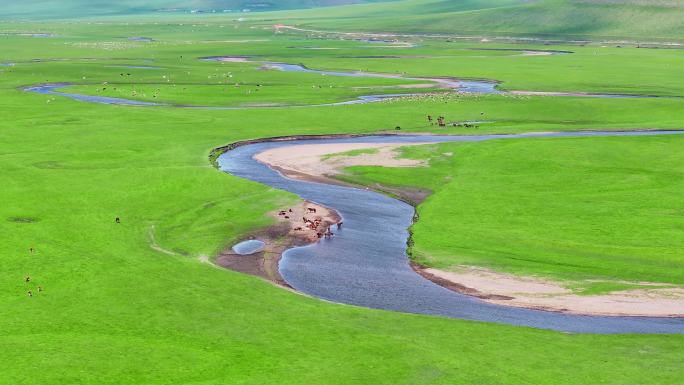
[414, 265, 684, 317]
[254, 142, 428, 180]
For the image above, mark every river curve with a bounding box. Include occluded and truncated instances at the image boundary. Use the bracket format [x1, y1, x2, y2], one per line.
[218, 131, 684, 334]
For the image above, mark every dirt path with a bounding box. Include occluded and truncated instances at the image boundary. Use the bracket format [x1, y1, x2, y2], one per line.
[275, 24, 684, 47]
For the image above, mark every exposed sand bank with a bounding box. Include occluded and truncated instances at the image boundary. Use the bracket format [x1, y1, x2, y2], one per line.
[254, 142, 428, 181]
[211, 56, 250, 62]
[415, 265, 684, 317]
[521, 51, 554, 56]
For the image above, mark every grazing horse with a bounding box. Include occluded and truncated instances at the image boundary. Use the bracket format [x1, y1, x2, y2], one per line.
[27, 291, 33, 297]
[337, 222, 343, 229]
[115, 217, 121, 224]
[307, 208, 317, 213]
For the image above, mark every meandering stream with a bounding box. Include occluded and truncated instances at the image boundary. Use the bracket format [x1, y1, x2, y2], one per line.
[23, 57, 676, 108]
[218, 131, 684, 334]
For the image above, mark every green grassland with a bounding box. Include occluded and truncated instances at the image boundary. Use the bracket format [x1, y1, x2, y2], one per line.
[259, 0, 684, 41]
[335, 135, 684, 291]
[63, 62, 436, 107]
[0, 0, 391, 19]
[8, 0, 684, 42]
[4, 21, 684, 100]
[1, 14, 684, 385]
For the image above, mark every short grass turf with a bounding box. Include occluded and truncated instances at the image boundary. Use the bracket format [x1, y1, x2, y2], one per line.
[4, 87, 684, 385]
[1, 20, 684, 385]
[336, 135, 684, 290]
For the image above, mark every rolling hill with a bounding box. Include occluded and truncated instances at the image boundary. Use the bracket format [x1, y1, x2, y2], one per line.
[263, 0, 684, 41]
[6, 0, 684, 41]
[0, 0, 392, 19]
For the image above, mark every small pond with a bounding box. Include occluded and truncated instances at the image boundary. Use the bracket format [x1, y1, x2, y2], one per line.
[232, 239, 265, 255]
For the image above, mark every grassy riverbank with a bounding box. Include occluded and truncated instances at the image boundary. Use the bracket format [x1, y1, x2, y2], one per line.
[336, 135, 684, 292]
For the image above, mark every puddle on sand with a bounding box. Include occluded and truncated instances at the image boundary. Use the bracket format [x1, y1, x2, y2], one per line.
[232, 239, 265, 255]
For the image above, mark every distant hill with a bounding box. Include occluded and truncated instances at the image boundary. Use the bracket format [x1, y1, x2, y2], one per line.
[0, 0, 392, 19]
[5, 0, 684, 41]
[266, 0, 684, 41]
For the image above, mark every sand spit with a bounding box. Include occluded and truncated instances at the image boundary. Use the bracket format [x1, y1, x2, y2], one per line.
[216, 201, 341, 287]
[254, 142, 429, 181]
[414, 265, 684, 317]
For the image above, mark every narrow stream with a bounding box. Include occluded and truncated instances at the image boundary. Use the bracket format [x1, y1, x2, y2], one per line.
[218, 131, 684, 334]
[23, 57, 675, 108]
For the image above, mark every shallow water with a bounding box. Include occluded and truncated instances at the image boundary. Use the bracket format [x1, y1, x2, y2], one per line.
[1, 33, 56, 38]
[466, 48, 573, 55]
[105, 65, 162, 70]
[128, 37, 154, 42]
[23, 84, 165, 106]
[218, 131, 684, 334]
[232, 240, 265, 255]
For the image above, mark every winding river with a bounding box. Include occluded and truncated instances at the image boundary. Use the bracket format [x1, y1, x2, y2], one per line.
[218, 131, 684, 334]
[23, 57, 677, 108]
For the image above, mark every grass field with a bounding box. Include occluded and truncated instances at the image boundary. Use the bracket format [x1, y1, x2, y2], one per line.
[1, 7, 684, 385]
[0, 0, 391, 18]
[4, 22, 684, 99]
[259, 0, 684, 41]
[336, 135, 684, 292]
